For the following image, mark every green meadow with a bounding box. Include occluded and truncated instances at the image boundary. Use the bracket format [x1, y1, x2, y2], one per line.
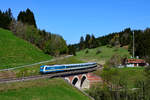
[76, 46, 130, 64]
[0, 78, 90, 100]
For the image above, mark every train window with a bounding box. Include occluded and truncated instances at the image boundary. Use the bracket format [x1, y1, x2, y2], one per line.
[61, 66, 64, 68]
[45, 67, 49, 70]
[40, 67, 44, 69]
[69, 65, 71, 67]
[45, 67, 47, 70]
[57, 66, 62, 69]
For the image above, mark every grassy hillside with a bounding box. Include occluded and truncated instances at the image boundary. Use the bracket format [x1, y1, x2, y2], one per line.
[94, 67, 145, 88]
[0, 78, 90, 100]
[119, 67, 145, 88]
[76, 46, 130, 64]
[0, 28, 52, 69]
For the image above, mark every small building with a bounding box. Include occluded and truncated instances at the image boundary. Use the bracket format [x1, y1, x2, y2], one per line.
[125, 59, 147, 67]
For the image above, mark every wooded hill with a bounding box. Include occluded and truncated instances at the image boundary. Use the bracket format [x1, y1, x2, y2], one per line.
[0, 8, 68, 56]
[72, 28, 150, 63]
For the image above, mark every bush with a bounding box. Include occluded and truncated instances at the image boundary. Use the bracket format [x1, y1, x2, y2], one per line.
[85, 50, 89, 54]
[106, 54, 122, 67]
[96, 49, 101, 54]
[113, 48, 118, 52]
[107, 45, 112, 48]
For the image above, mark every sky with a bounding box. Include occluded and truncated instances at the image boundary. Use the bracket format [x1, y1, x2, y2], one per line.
[1, 0, 150, 44]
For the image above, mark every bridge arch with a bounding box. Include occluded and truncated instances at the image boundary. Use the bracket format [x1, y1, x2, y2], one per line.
[71, 76, 80, 88]
[80, 74, 89, 89]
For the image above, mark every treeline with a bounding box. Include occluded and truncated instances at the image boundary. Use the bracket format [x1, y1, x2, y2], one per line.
[96, 28, 132, 47]
[73, 28, 132, 52]
[74, 28, 150, 62]
[0, 8, 13, 29]
[0, 8, 68, 56]
[67, 34, 99, 55]
[132, 29, 150, 62]
[98, 28, 150, 63]
[73, 34, 99, 51]
[75, 28, 132, 51]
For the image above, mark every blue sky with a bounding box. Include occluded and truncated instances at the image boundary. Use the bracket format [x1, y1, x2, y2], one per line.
[1, 0, 150, 44]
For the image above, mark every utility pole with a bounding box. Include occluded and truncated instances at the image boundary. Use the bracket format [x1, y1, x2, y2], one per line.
[133, 31, 135, 58]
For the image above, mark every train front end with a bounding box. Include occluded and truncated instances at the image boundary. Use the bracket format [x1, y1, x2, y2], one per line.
[40, 65, 45, 74]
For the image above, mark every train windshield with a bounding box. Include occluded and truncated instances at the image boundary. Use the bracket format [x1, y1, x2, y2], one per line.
[40, 65, 45, 69]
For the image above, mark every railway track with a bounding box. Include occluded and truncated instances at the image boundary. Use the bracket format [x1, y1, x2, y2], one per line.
[0, 66, 100, 84]
[0, 55, 73, 71]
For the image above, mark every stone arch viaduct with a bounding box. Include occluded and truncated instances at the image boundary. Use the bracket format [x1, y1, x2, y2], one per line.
[64, 73, 102, 89]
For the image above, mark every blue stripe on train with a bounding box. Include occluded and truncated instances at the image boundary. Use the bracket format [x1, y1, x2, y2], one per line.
[43, 69, 65, 73]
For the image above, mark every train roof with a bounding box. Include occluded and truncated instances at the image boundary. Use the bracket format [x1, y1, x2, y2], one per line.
[41, 62, 96, 67]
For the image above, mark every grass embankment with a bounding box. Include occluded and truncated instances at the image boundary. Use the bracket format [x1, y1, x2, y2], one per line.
[76, 46, 130, 64]
[0, 56, 84, 78]
[0, 28, 52, 69]
[118, 67, 145, 88]
[95, 67, 145, 88]
[0, 78, 90, 100]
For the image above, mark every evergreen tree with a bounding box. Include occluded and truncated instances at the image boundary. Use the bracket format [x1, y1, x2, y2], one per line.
[85, 34, 91, 48]
[68, 45, 76, 56]
[79, 36, 85, 50]
[0, 8, 13, 29]
[91, 34, 98, 48]
[17, 8, 37, 28]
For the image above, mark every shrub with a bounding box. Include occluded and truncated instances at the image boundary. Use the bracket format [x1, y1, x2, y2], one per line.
[85, 50, 89, 54]
[107, 54, 121, 67]
[107, 45, 112, 48]
[96, 49, 101, 54]
[113, 48, 118, 52]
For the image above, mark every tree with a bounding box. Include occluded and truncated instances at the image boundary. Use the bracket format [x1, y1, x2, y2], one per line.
[68, 45, 76, 56]
[79, 36, 85, 50]
[43, 34, 68, 56]
[106, 54, 122, 68]
[110, 34, 120, 47]
[91, 34, 98, 48]
[17, 8, 37, 28]
[0, 8, 13, 29]
[85, 34, 91, 48]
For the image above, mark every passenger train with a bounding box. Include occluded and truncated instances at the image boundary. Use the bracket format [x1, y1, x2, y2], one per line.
[40, 62, 97, 74]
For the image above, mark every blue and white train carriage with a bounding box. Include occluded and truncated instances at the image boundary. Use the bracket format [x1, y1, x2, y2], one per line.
[40, 62, 97, 74]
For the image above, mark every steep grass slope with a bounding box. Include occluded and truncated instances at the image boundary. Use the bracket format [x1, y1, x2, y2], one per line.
[0, 28, 51, 69]
[76, 46, 130, 64]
